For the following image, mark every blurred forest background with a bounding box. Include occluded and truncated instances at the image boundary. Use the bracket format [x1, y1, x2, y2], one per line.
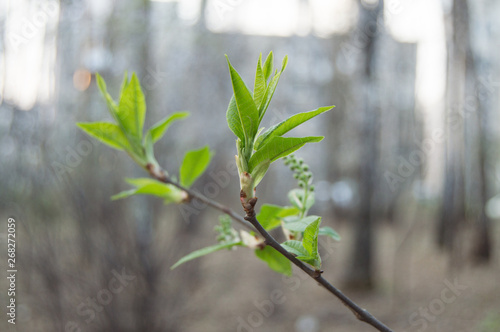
[1, 0, 500, 331]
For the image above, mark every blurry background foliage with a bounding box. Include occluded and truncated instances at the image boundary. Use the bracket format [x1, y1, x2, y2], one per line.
[1, 0, 500, 331]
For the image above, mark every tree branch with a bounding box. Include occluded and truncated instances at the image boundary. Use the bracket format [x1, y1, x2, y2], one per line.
[147, 164, 393, 332]
[146, 164, 256, 233]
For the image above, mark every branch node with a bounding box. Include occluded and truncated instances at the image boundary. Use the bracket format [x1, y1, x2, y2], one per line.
[146, 163, 167, 182]
[241, 194, 258, 218]
[312, 269, 324, 278]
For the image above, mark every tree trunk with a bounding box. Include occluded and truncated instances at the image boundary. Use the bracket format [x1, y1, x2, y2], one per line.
[437, 0, 469, 256]
[345, 0, 383, 290]
[471, 66, 492, 262]
[469, 0, 493, 263]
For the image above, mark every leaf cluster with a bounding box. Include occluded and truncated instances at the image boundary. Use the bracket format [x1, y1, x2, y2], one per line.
[173, 155, 340, 274]
[78, 73, 213, 203]
[79, 56, 339, 276]
[225, 52, 333, 198]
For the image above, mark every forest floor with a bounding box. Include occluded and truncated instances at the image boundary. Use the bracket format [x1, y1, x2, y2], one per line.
[185, 214, 500, 332]
[3, 205, 497, 332]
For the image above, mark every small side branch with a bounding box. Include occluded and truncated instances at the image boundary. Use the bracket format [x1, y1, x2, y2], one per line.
[146, 164, 256, 233]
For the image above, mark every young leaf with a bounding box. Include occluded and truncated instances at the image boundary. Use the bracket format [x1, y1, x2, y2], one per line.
[226, 96, 245, 142]
[258, 55, 288, 120]
[256, 204, 300, 231]
[95, 73, 118, 117]
[112, 178, 186, 204]
[255, 246, 292, 276]
[253, 54, 267, 109]
[248, 136, 324, 174]
[125, 177, 162, 187]
[302, 218, 321, 269]
[282, 216, 321, 233]
[171, 241, 243, 270]
[149, 111, 189, 143]
[130, 178, 184, 203]
[282, 240, 319, 268]
[110, 189, 137, 201]
[117, 73, 146, 141]
[255, 106, 334, 150]
[180, 146, 213, 188]
[119, 71, 130, 97]
[262, 51, 274, 82]
[319, 226, 341, 241]
[226, 55, 260, 145]
[248, 159, 270, 189]
[77, 122, 130, 150]
[281, 240, 309, 259]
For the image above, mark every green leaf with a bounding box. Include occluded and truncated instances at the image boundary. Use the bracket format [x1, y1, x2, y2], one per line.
[248, 136, 324, 174]
[226, 96, 245, 142]
[119, 71, 130, 97]
[256, 204, 300, 231]
[112, 178, 185, 204]
[117, 73, 146, 141]
[255, 246, 292, 276]
[281, 240, 309, 257]
[95, 73, 118, 117]
[253, 54, 267, 109]
[130, 179, 184, 204]
[110, 189, 136, 201]
[282, 216, 321, 233]
[282, 239, 319, 268]
[180, 146, 214, 188]
[171, 241, 243, 270]
[319, 226, 341, 241]
[258, 55, 288, 120]
[302, 218, 321, 269]
[94, 74, 145, 164]
[77, 122, 130, 150]
[125, 177, 161, 187]
[262, 51, 274, 82]
[255, 106, 334, 150]
[149, 111, 190, 143]
[235, 139, 248, 173]
[226, 55, 260, 146]
[288, 189, 315, 212]
[248, 159, 270, 189]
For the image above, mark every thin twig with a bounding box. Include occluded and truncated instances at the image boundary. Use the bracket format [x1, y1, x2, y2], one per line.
[147, 165, 393, 332]
[146, 164, 256, 233]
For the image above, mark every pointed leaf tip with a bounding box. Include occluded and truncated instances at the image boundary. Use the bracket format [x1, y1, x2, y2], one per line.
[117, 72, 146, 141]
[149, 111, 190, 143]
[255, 106, 332, 150]
[171, 241, 243, 270]
[226, 55, 260, 145]
[77, 122, 130, 151]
